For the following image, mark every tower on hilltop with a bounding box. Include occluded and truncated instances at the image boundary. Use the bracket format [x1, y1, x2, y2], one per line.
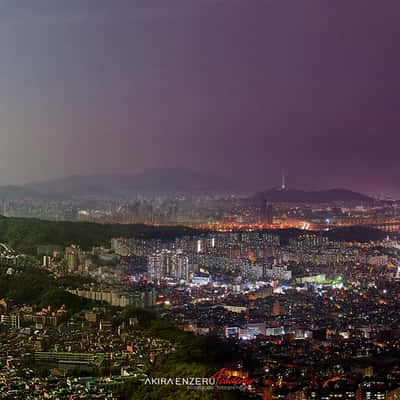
[281, 171, 286, 191]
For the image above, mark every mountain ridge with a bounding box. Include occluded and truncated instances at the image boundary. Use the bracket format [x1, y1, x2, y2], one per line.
[0, 169, 375, 201]
[253, 187, 373, 203]
[22, 168, 239, 196]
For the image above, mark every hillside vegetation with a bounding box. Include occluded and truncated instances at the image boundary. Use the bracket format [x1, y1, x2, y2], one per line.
[0, 216, 198, 254]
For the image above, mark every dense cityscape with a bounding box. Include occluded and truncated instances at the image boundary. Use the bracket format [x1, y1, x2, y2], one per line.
[1, 1, 400, 399]
[0, 186, 399, 399]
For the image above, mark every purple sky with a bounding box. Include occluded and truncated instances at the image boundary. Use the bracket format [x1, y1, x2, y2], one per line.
[0, 0, 399, 195]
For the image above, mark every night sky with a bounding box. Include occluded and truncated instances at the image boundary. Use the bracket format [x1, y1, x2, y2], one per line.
[0, 0, 399, 195]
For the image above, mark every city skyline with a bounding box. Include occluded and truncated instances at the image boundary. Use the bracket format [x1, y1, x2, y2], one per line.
[1, 0, 400, 195]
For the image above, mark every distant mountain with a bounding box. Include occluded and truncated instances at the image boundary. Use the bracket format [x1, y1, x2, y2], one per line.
[23, 168, 240, 197]
[0, 171, 376, 201]
[252, 187, 373, 203]
[0, 185, 58, 200]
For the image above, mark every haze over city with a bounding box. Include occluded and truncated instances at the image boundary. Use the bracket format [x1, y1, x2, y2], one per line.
[0, 0, 400, 195]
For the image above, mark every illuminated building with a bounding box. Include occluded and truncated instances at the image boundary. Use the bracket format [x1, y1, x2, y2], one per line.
[147, 249, 172, 280]
[65, 245, 80, 272]
[260, 200, 273, 225]
[171, 250, 190, 281]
